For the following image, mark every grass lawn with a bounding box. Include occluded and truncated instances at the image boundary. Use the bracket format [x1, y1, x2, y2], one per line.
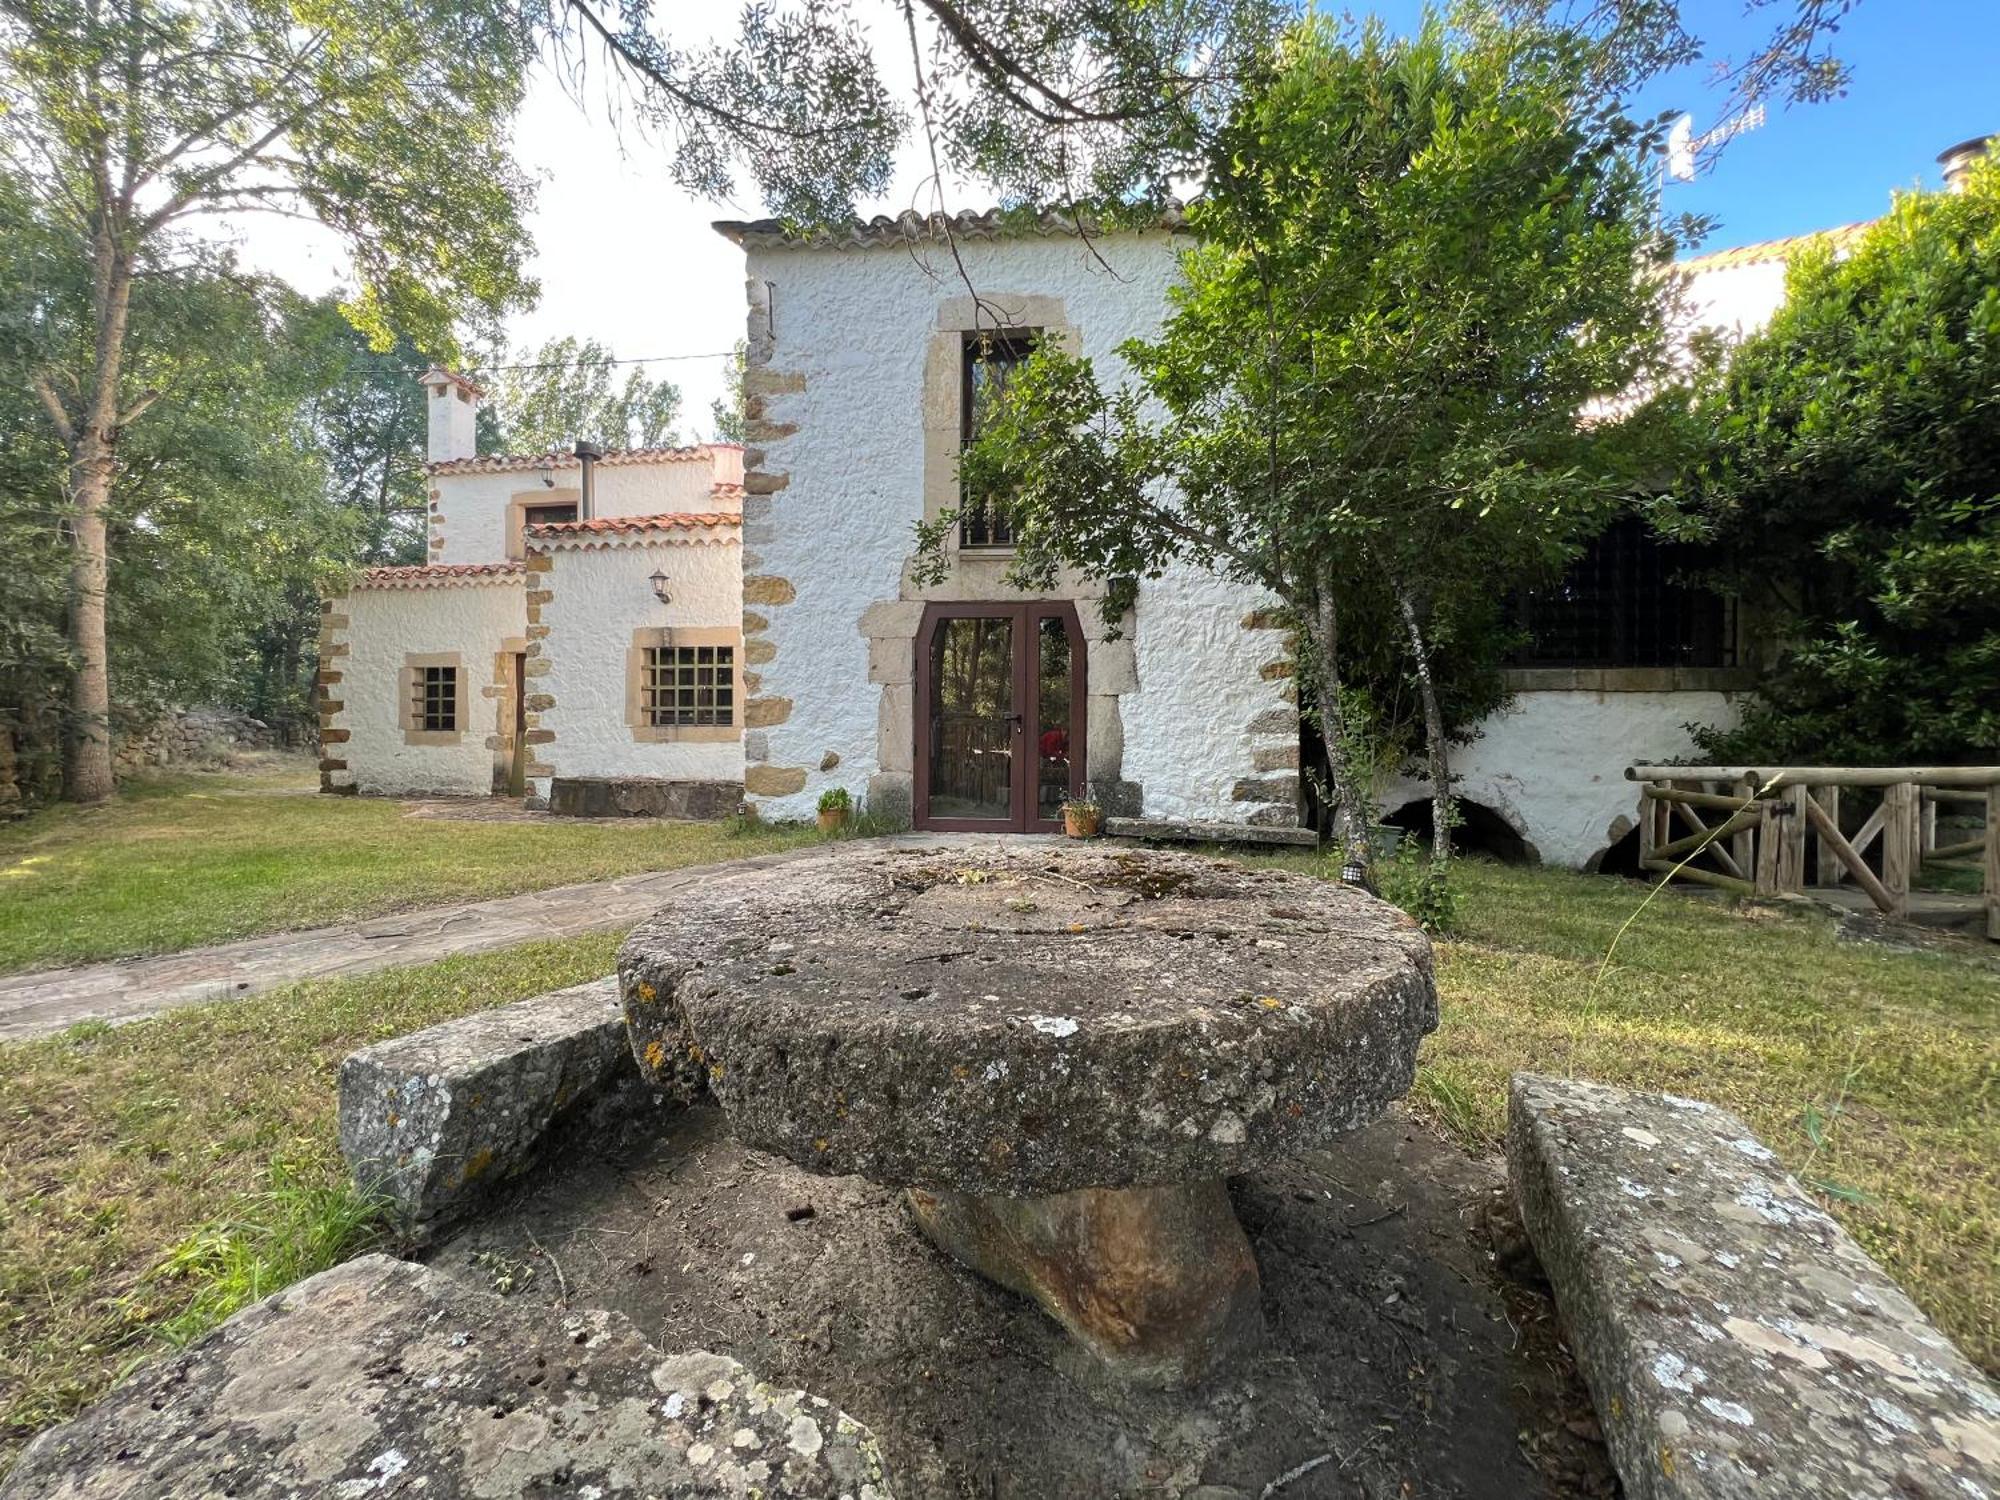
[0, 852, 1992, 1477]
[0, 760, 815, 974]
[0, 933, 626, 1473]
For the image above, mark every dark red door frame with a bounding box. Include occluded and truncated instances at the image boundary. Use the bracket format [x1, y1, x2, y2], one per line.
[913, 600, 1087, 833]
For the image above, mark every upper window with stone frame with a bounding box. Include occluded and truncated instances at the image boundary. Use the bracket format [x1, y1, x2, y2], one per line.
[959, 330, 1037, 549]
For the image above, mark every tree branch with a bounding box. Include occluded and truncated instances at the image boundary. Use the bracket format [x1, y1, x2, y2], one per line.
[32, 372, 77, 444]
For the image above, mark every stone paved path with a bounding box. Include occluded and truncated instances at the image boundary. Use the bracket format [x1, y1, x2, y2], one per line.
[0, 834, 1021, 1043]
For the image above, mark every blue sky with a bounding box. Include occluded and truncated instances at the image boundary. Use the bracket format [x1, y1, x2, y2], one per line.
[241, 0, 2000, 436]
[1369, 0, 1999, 248]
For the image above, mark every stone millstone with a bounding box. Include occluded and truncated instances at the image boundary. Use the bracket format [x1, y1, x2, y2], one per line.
[619, 845, 1437, 1197]
[2, 1254, 893, 1500]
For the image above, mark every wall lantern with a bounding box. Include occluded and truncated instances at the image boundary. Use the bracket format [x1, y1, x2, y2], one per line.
[648, 568, 672, 604]
[538, 464, 556, 489]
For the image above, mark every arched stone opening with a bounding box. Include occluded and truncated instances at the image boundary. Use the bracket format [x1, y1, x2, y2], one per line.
[1384, 796, 1536, 865]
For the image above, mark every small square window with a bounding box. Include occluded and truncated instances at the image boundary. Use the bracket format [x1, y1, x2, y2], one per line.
[642, 643, 736, 728]
[415, 665, 457, 732]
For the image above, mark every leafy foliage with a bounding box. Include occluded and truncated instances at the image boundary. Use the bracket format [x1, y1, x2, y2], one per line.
[922, 11, 1680, 853]
[1672, 158, 2000, 763]
[485, 336, 684, 453]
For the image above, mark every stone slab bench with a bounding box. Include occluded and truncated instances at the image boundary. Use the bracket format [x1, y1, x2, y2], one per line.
[0, 1254, 893, 1499]
[1104, 816, 1318, 848]
[1508, 1073, 1999, 1499]
[338, 977, 644, 1241]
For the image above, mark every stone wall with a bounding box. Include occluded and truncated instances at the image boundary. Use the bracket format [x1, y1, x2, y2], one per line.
[319, 574, 526, 798]
[0, 707, 292, 813]
[530, 529, 744, 808]
[733, 231, 1295, 827]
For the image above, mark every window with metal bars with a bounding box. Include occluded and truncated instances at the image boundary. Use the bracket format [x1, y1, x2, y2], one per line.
[523, 502, 578, 529]
[642, 643, 736, 727]
[414, 665, 457, 732]
[1510, 515, 1736, 669]
[960, 330, 1036, 548]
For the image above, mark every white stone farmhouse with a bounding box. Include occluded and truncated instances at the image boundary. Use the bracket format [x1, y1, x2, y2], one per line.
[318, 140, 1981, 870]
[318, 369, 747, 815]
[714, 138, 1989, 866]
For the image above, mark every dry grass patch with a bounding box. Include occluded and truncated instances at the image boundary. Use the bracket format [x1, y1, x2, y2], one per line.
[0, 933, 627, 1475]
[1260, 853, 1997, 1374]
[0, 761, 813, 973]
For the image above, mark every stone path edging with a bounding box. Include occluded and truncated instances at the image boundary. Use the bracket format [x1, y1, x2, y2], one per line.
[1509, 1072, 1999, 1499]
[0, 835, 1010, 1043]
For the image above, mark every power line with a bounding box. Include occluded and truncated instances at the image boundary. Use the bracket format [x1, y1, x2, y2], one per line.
[338, 349, 740, 380]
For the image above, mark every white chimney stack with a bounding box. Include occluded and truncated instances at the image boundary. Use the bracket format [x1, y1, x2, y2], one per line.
[420, 367, 482, 464]
[1937, 135, 1993, 194]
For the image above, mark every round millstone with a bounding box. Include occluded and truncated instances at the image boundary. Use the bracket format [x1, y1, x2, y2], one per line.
[620, 844, 1438, 1197]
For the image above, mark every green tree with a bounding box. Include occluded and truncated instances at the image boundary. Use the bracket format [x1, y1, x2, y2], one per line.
[1672, 158, 2000, 764]
[486, 337, 683, 453]
[3, 0, 536, 800]
[711, 341, 747, 445]
[923, 11, 1680, 896]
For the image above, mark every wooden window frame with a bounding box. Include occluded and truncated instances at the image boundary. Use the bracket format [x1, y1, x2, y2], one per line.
[958, 330, 1037, 551]
[399, 651, 468, 746]
[507, 488, 582, 561]
[625, 626, 743, 744]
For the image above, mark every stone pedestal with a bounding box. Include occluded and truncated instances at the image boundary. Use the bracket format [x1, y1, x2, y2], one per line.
[619, 842, 1437, 1385]
[907, 1178, 1261, 1386]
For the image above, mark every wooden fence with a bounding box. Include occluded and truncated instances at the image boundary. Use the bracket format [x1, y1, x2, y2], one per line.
[1623, 765, 2000, 941]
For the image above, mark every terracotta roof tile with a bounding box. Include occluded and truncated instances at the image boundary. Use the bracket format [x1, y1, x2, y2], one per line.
[526, 512, 738, 538]
[712, 203, 1187, 250]
[427, 443, 742, 477]
[1677, 221, 1873, 274]
[352, 562, 525, 590]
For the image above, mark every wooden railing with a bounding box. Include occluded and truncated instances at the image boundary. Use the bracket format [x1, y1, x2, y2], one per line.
[1623, 765, 2000, 940]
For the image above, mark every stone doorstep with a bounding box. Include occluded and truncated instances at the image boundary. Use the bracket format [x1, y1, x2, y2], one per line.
[1507, 1074, 1999, 1500]
[0, 1254, 894, 1500]
[1104, 816, 1319, 849]
[336, 977, 645, 1242]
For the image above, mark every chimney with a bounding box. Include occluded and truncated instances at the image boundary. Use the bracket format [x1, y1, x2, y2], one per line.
[1937, 135, 1993, 194]
[420, 367, 482, 464]
[573, 440, 603, 519]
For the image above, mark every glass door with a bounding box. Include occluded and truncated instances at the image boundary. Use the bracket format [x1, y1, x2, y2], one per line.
[916, 603, 1086, 832]
[925, 613, 1017, 825]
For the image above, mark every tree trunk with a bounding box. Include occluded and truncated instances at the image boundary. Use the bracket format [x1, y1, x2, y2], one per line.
[1308, 577, 1373, 879]
[1396, 588, 1452, 869]
[62, 227, 136, 804]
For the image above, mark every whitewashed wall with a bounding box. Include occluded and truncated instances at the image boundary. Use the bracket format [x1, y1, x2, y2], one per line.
[435, 448, 743, 565]
[535, 536, 744, 795]
[1384, 689, 1743, 869]
[335, 579, 524, 797]
[740, 231, 1287, 824]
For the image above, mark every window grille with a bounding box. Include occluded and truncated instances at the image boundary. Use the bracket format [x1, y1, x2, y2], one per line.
[642, 643, 736, 727]
[524, 503, 578, 528]
[415, 665, 457, 732]
[1510, 516, 1736, 669]
[960, 331, 1036, 548]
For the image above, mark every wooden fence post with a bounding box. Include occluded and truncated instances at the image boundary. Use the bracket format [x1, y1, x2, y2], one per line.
[1881, 782, 1916, 920]
[1812, 785, 1841, 887]
[1781, 784, 1809, 894]
[1731, 775, 1757, 878]
[1986, 784, 1999, 942]
[1754, 797, 1781, 896]
[1638, 781, 1658, 867]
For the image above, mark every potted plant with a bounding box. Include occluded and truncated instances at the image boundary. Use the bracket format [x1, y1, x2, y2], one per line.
[816, 786, 852, 835]
[1062, 797, 1103, 839]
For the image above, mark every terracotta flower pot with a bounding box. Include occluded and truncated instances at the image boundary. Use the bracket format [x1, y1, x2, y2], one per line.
[1063, 806, 1102, 838]
[817, 808, 849, 835]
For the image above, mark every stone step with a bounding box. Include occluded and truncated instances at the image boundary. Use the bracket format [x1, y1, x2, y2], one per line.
[337, 976, 645, 1242]
[1507, 1073, 1998, 1499]
[0, 1254, 893, 1498]
[1105, 816, 1319, 848]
